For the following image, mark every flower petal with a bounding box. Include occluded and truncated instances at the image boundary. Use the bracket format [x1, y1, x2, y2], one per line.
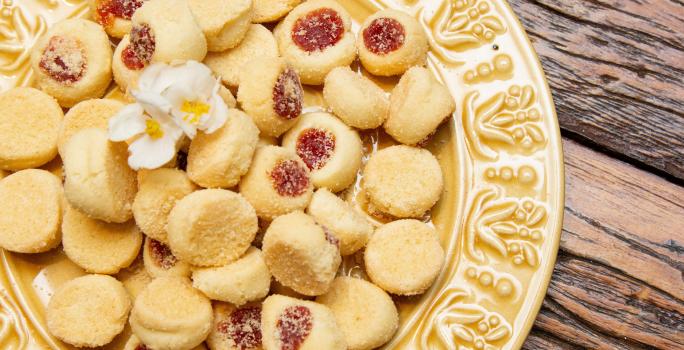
[136, 62, 176, 94]
[108, 103, 146, 141]
[127, 134, 178, 170]
[201, 89, 228, 134]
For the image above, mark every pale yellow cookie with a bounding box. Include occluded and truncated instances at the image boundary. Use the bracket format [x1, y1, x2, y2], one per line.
[58, 98, 125, 156]
[317, 277, 398, 350]
[133, 168, 197, 243]
[143, 236, 192, 278]
[207, 302, 263, 350]
[262, 294, 346, 350]
[47, 274, 131, 347]
[62, 128, 137, 223]
[62, 205, 142, 274]
[0, 87, 62, 171]
[188, 109, 259, 188]
[125, 334, 208, 350]
[31, 19, 112, 107]
[239, 146, 313, 220]
[89, 0, 146, 38]
[357, 9, 428, 76]
[363, 145, 443, 218]
[205, 24, 278, 87]
[192, 247, 271, 306]
[364, 219, 445, 295]
[0, 169, 63, 253]
[281, 112, 362, 192]
[262, 211, 340, 296]
[306, 188, 372, 256]
[116, 255, 153, 302]
[252, 0, 301, 23]
[323, 66, 389, 129]
[168, 189, 258, 267]
[237, 57, 303, 137]
[189, 0, 253, 52]
[275, 0, 356, 85]
[384, 66, 456, 145]
[112, 34, 139, 92]
[130, 277, 213, 350]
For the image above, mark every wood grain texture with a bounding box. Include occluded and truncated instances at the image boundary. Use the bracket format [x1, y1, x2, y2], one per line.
[509, 0, 684, 180]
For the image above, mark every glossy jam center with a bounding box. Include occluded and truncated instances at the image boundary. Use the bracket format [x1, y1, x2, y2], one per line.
[273, 68, 303, 120]
[296, 128, 335, 171]
[218, 307, 262, 350]
[39, 36, 86, 84]
[276, 305, 313, 350]
[363, 17, 406, 55]
[291, 8, 344, 52]
[122, 23, 155, 70]
[96, 0, 145, 25]
[270, 160, 310, 197]
[149, 238, 177, 270]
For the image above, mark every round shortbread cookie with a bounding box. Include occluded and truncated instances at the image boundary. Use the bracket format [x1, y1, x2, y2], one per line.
[62, 205, 142, 274]
[192, 247, 271, 306]
[237, 57, 304, 137]
[207, 302, 263, 350]
[204, 24, 278, 88]
[239, 146, 313, 220]
[252, 0, 301, 23]
[274, 0, 356, 85]
[112, 34, 139, 92]
[281, 112, 362, 192]
[167, 189, 258, 267]
[142, 236, 192, 278]
[385, 66, 456, 145]
[357, 9, 428, 76]
[89, 0, 146, 38]
[130, 277, 213, 350]
[133, 168, 197, 243]
[58, 98, 125, 156]
[0, 169, 63, 253]
[0, 87, 62, 171]
[189, 0, 253, 52]
[125, 334, 208, 350]
[323, 66, 389, 129]
[317, 277, 398, 350]
[47, 274, 131, 347]
[262, 211, 340, 296]
[363, 145, 443, 218]
[364, 219, 445, 295]
[31, 19, 112, 107]
[262, 294, 346, 350]
[187, 109, 259, 188]
[62, 128, 137, 223]
[306, 188, 372, 256]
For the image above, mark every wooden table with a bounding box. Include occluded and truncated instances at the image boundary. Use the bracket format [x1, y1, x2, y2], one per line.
[507, 1, 684, 348]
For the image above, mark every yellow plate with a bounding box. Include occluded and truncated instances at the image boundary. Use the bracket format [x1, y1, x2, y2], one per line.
[0, 0, 563, 349]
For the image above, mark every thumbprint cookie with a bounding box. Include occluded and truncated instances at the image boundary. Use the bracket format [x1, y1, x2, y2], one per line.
[275, 0, 356, 85]
[262, 294, 346, 350]
[357, 9, 428, 76]
[323, 66, 389, 130]
[237, 57, 304, 137]
[58, 98, 125, 157]
[281, 112, 362, 192]
[167, 189, 258, 267]
[385, 66, 456, 145]
[31, 19, 112, 107]
[262, 211, 341, 296]
[363, 145, 443, 218]
[125, 334, 208, 350]
[143, 236, 192, 278]
[0, 170, 63, 253]
[189, 0, 253, 52]
[188, 109, 260, 188]
[47, 275, 131, 347]
[317, 277, 399, 350]
[192, 247, 271, 306]
[252, 0, 301, 23]
[239, 146, 313, 220]
[0, 88, 62, 171]
[207, 302, 263, 350]
[90, 0, 146, 38]
[364, 220, 445, 295]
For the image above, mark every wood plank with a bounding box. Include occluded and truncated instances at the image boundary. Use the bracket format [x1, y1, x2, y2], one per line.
[509, 0, 684, 179]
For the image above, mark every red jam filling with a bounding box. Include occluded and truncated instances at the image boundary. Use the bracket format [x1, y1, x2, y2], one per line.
[148, 238, 177, 270]
[96, 0, 145, 26]
[276, 306, 313, 350]
[363, 17, 406, 55]
[270, 160, 310, 197]
[291, 8, 344, 52]
[39, 36, 86, 84]
[273, 68, 303, 120]
[295, 128, 335, 171]
[217, 307, 262, 350]
[122, 23, 155, 70]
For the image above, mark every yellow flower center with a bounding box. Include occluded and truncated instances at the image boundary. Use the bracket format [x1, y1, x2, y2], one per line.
[145, 119, 164, 139]
[181, 100, 210, 125]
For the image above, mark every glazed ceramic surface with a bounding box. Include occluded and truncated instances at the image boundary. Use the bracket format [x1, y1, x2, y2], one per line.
[0, 0, 563, 349]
